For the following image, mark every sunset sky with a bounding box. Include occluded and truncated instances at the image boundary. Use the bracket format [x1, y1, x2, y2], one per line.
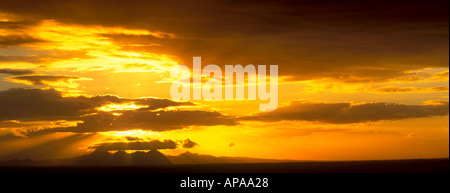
[0, 0, 448, 161]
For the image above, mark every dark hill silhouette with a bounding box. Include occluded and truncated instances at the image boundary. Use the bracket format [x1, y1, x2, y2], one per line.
[0, 151, 294, 167]
[0, 152, 448, 173]
[79, 149, 110, 166]
[106, 150, 131, 166]
[147, 149, 172, 165]
[131, 150, 172, 166]
[166, 151, 296, 164]
[79, 149, 172, 166]
[0, 150, 172, 167]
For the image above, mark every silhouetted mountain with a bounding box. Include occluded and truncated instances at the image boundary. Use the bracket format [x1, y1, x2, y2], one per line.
[79, 149, 172, 166]
[130, 150, 171, 166]
[79, 149, 111, 166]
[147, 149, 172, 165]
[107, 150, 131, 166]
[1, 156, 448, 173]
[0, 150, 172, 166]
[166, 151, 296, 165]
[0, 151, 295, 167]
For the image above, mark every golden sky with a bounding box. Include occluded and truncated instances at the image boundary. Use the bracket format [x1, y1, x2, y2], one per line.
[0, 0, 448, 161]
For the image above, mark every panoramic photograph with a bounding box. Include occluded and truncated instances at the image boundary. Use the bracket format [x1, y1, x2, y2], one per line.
[0, 0, 448, 191]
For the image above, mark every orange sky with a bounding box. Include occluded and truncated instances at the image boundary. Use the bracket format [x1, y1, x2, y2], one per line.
[0, 0, 448, 161]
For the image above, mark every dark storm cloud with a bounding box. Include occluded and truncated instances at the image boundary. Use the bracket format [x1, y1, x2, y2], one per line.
[243, 101, 450, 124]
[1, 0, 447, 82]
[0, 35, 45, 46]
[88, 140, 179, 151]
[0, 88, 102, 121]
[0, 88, 192, 121]
[0, 68, 33, 75]
[0, 88, 234, 134]
[182, 139, 198, 148]
[51, 110, 237, 133]
[7, 75, 82, 85]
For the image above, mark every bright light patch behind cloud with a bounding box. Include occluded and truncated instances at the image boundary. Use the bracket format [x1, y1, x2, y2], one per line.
[96, 102, 149, 112]
[1, 18, 179, 73]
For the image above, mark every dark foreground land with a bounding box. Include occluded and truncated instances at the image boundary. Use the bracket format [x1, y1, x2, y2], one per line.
[1, 158, 448, 173]
[1, 159, 448, 192]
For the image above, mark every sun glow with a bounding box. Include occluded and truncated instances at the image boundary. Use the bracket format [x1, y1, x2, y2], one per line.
[0, 0, 448, 163]
[99, 129, 161, 140]
[96, 102, 149, 112]
[2, 19, 179, 73]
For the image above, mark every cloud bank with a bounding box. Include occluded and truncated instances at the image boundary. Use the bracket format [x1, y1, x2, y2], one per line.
[243, 101, 449, 124]
[89, 140, 179, 151]
[0, 0, 447, 82]
[0, 68, 33, 75]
